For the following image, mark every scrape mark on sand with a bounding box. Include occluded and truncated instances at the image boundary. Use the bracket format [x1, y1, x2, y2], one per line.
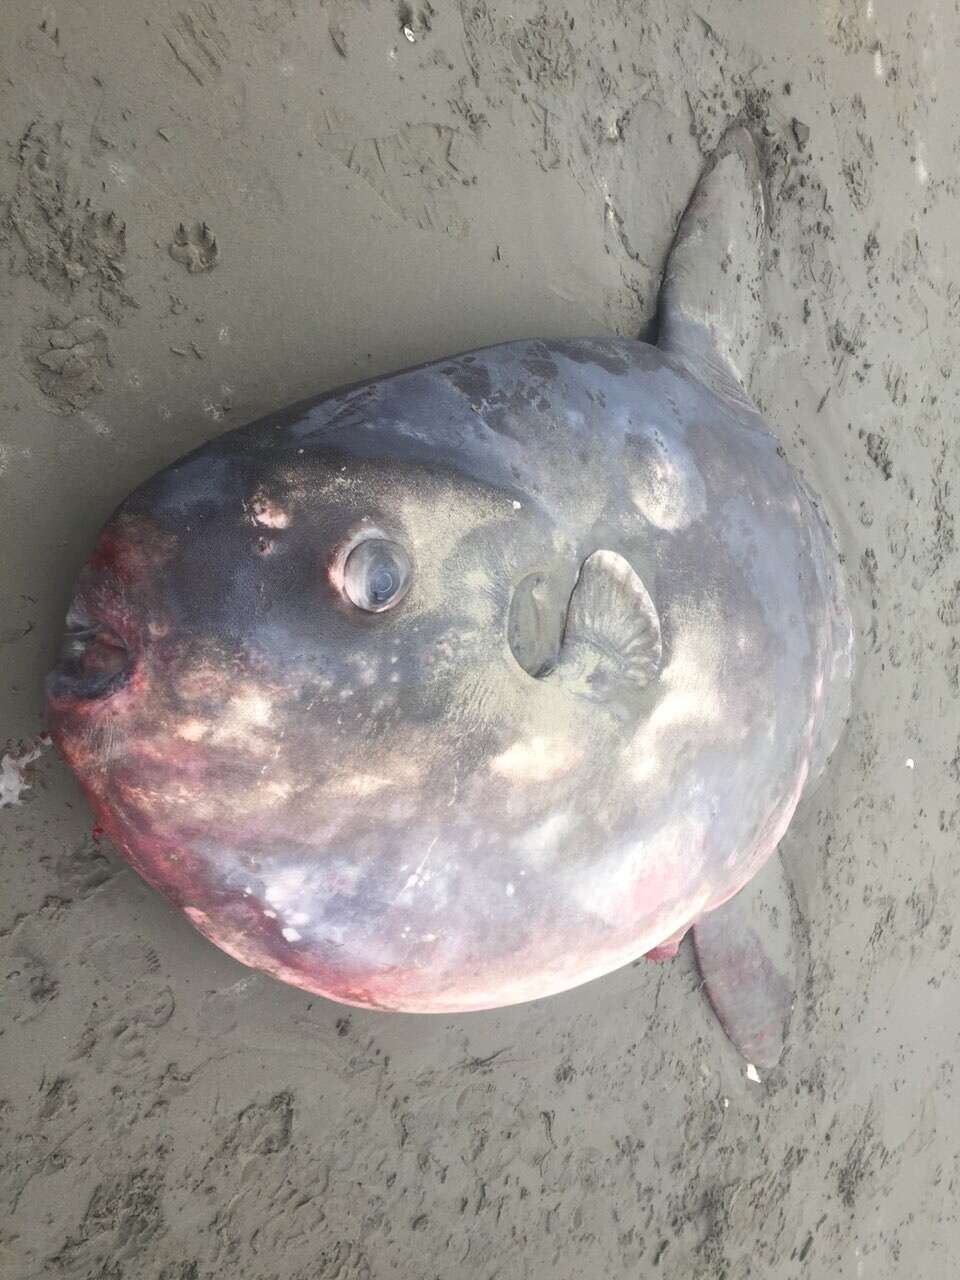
[163, 3, 230, 86]
[327, 124, 474, 237]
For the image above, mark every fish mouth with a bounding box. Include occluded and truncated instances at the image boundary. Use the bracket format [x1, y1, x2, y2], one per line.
[46, 596, 137, 705]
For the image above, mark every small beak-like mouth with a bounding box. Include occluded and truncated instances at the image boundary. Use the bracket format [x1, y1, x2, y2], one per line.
[46, 598, 135, 705]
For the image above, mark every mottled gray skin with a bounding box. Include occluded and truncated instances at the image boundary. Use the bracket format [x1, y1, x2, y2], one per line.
[47, 128, 853, 1015]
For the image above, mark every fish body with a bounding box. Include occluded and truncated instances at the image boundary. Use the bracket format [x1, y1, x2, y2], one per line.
[48, 128, 853, 1034]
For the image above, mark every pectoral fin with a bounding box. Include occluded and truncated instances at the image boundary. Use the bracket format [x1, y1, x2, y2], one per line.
[552, 550, 662, 709]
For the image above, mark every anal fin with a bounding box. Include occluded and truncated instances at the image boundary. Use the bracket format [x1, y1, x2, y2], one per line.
[692, 852, 796, 1070]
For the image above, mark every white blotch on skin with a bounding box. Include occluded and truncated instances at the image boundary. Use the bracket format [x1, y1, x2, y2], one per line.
[250, 494, 290, 528]
[176, 718, 210, 741]
[349, 655, 381, 687]
[282, 927, 301, 942]
[624, 607, 728, 785]
[235, 689, 273, 725]
[506, 882, 515, 896]
[507, 813, 571, 868]
[627, 429, 707, 532]
[490, 736, 580, 783]
[211, 688, 275, 753]
[266, 869, 308, 911]
[328, 773, 396, 798]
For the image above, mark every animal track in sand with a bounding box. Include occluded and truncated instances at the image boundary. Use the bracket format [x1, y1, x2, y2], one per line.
[4, 120, 134, 320]
[25, 314, 110, 412]
[169, 221, 219, 272]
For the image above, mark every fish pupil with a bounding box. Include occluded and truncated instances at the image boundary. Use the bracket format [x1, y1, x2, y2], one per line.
[370, 567, 396, 601]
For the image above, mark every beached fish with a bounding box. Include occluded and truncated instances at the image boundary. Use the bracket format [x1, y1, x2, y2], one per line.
[47, 128, 853, 1065]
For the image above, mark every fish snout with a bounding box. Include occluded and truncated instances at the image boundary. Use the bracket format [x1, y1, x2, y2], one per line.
[47, 512, 176, 710]
[46, 590, 138, 707]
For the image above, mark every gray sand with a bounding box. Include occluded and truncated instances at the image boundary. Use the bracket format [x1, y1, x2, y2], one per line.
[1, 2, 958, 1276]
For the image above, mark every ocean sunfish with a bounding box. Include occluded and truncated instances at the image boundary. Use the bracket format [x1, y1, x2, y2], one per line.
[47, 128, 853, 1065]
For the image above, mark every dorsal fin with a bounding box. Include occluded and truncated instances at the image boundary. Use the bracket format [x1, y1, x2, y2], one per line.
[658, 126, 766, 404]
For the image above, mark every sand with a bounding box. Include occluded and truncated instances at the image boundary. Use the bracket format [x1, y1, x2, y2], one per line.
[1, 1, 958, 1276]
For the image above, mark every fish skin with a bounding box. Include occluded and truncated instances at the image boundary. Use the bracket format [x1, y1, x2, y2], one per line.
[47, 335, 852, 1012]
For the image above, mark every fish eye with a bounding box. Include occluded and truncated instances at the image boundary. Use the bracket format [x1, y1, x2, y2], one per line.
[342, 538, 412, 613]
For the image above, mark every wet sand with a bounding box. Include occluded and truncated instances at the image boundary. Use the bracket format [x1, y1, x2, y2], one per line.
[1, 2, 958, 1276]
